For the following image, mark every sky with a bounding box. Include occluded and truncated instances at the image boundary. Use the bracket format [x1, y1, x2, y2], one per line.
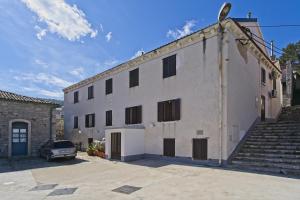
[1, 0, 300, 100]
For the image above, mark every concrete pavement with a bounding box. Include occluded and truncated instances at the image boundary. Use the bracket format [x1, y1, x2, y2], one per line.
[0, 152, 299, 200]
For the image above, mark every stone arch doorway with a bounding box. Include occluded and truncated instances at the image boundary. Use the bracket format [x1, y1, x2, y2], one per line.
[8, 119, 31, 157]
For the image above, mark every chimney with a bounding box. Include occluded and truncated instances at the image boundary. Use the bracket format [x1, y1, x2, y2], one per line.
[247, 12, 252, 19]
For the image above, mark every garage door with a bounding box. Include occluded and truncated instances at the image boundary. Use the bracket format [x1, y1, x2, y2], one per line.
[12, 122, 28, 156]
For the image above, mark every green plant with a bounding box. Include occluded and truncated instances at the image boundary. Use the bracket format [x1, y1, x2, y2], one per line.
[87, 143, 96, 156]
[95, 142, 105, 153]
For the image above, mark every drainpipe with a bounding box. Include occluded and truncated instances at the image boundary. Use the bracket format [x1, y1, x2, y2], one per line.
[217, 22, 224, 166]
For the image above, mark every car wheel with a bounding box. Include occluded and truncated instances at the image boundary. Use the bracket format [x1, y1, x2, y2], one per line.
[46, 155, 52, 162]
[70, 156, 76, 160]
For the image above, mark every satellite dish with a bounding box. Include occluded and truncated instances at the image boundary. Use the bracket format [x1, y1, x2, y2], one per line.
[218, 2, 231, 22]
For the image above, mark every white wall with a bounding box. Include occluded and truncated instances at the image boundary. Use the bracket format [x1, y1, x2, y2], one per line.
[225, 30, 282, 157]
[64, 21, 282, 161]
[65, 34, 221, 160]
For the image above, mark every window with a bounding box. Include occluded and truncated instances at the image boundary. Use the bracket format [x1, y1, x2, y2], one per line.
[163, 54, 176, 78]
[73, 116, 78, 129]
[88, 86, 94, 99]
[158, 98, 181, 122]
[85, 114, 95, 128]
[125, 105, 142, 124]
[106, 110, 112, 126]
[163, 138, 175, 157]
[261, 68, 266, 84]
[106, 78, 113, 95]
[129, 68, 139, 88]
[74, 91, 79, 103]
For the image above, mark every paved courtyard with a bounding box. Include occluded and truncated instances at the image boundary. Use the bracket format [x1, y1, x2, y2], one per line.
[0, 152, 299, 200]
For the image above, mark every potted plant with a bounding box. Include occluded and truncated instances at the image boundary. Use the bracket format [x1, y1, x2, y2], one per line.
[87, 143, 96, 156]
[95, 142, 105, 158]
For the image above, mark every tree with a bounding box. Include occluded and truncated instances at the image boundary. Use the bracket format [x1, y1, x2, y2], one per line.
[279, 41, 300, 65]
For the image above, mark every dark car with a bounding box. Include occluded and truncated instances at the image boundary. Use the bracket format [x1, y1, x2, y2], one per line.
[40, 140, 77, 161]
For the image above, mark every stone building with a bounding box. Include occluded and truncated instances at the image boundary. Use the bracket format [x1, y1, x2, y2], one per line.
[0, 90, 59, 157]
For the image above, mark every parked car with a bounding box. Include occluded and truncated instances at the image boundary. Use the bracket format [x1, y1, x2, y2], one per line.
[40, 140, 77, 161]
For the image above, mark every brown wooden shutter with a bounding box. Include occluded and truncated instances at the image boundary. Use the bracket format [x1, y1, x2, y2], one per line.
[163, 138, 175, 157]
[137, 106, 142, 124]
[85, 115, 88, 127]
[200, 139, 208, 160]
[174, 99, 181, 120]
[158, 102, 163, 122]
[92, 114, 95, 127]
[170, 55, 176, 76]
[125, 108, 130, 124]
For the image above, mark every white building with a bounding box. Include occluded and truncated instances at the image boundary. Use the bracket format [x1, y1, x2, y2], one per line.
[63, 17, 282, 164]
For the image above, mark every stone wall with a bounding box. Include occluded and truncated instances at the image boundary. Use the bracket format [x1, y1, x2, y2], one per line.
[0, 100, 53, 157]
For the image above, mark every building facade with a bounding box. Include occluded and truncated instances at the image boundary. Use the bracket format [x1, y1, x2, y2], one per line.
[63, 18, 282, 164]
[0, 90, 58, 157]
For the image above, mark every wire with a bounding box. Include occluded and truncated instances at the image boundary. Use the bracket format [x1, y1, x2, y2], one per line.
[252, 37, 283, 56]
[241, 26, 286, 55]
[244, 25, 300, 28]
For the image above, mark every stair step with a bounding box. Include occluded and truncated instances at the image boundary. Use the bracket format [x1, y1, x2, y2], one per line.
[233, 156, 300, 164]
[249, 135, 300, 139]
[242, 145, 300, 150]
[245, 141, 300, 146]
[228, 164, 300, 176]
[231, 160, 300, 170]
[247, 138, 300, 142]
[240, 148, 300, 154]
[237, 152, 300, 159]
[251, 133, 300, 136]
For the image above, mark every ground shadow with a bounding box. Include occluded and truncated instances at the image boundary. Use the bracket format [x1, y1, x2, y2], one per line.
[0, 157, 89, 173]
[126, 157, 300, 180]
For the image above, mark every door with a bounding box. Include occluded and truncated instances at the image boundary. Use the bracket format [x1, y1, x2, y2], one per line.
[193, 138, 208, 160]
[163, 138, 175, 157]
[261, 95, 266, 121]
[111, 132, 121, 160]
[12, 122, 28, 156]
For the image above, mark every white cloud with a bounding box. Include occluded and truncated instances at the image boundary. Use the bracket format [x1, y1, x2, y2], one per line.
[99, 24, 104, 32]
[131, 49, 145, 60]
[34, 25, 47, 40]
[14, 73, 73, 88]
[106, 32, 112, 42]
[22, 0, 98, 41]
[39, 89, 63, 98]
[23, 87, 63, 98]
[34, 58, 48, 68]
[104, 59, 118, 67]
[167, 20, 197, 40]
[69, 67, 84, 78]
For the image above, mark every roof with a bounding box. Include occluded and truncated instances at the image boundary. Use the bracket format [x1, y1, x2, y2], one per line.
[232, 18, 258, 22]
[0, 90, 59, 105]
[64, 18, 280, 93]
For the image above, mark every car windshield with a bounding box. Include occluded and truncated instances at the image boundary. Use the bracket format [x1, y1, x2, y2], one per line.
[53, 141, 74, 149]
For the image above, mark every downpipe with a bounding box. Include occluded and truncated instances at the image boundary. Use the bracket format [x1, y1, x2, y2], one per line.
[218, 23, 224, 166]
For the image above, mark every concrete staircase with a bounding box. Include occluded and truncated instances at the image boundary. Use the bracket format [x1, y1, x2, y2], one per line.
[229, 106, 300, 176]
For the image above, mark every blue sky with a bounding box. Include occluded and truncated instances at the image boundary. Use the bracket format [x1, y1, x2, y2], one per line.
[1, 0, 300, 99]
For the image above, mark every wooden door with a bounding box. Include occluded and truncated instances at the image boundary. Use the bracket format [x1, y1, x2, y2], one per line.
[163, 138, 175, 157]
[111, 132, 121, 160]
[193, 138, 207, 160]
